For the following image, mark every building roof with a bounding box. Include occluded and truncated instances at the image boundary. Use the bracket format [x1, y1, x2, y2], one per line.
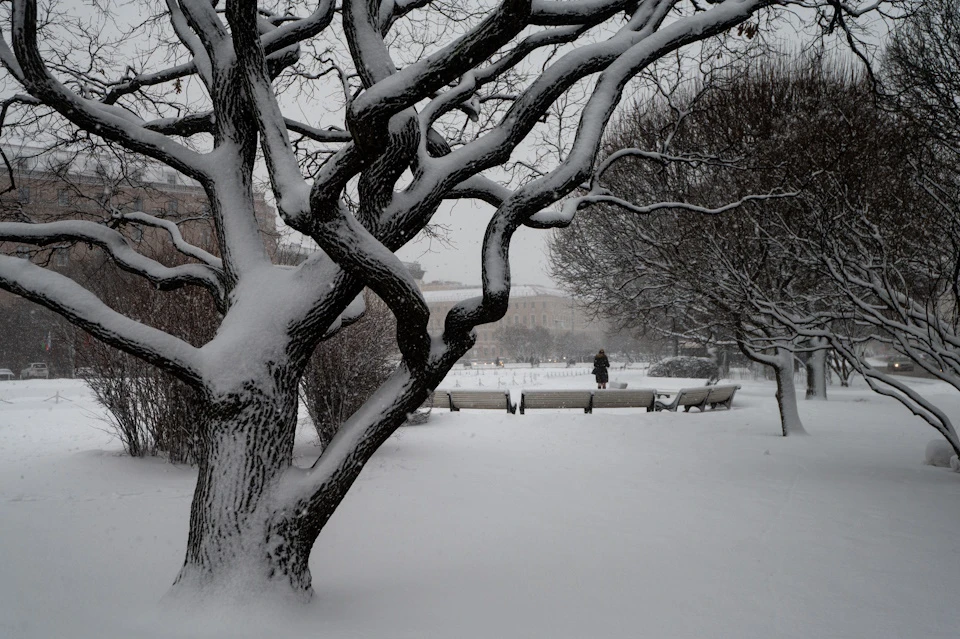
[421, 284, 567, 303]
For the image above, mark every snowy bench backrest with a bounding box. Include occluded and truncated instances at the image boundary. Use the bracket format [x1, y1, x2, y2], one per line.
[592, 389, 657, 411]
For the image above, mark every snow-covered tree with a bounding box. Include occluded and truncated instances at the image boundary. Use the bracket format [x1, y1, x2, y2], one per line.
[0, 0, 896, 601]
[552, 58, 872, 436]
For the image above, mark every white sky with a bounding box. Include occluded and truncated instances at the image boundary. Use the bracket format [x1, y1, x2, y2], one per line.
[396, 200, 555, 287]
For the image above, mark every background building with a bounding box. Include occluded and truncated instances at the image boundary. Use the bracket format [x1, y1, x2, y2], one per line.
[0, 144, 277, 377]
[420, 278, 608, 363]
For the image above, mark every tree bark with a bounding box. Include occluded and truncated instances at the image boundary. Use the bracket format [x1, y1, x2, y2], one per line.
[804, 338, 828, 400]
[773, 347, 807, 436]
[168, 373, 312, 602]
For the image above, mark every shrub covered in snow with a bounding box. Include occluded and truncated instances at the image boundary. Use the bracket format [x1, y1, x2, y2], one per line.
[300, 295, 398, 450]
[648, 356, 720, 380]
[924, 439, 957, 469]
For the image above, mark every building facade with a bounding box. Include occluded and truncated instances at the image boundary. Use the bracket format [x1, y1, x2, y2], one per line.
[420, 281, 607, 363]
[0, 144, 277, 376]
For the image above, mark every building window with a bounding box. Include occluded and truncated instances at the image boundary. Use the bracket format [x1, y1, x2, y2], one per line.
[55, 249, 69, 267]
[130, 197, 143, 212]
[531, 314, 536, 325]
[543, 314, 547, 325]
[17, 186, 30, 203]
[57, 190, 70, 206]
[165, 199, 179, 214]
[522, 316, 527, 324]
[16, 246, 30, 259]
[131, 226, 144, 242]
[512, 316, 518, 325]
[166, 172, 177, 185]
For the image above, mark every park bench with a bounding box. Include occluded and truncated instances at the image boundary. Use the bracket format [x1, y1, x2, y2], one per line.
[654, 384, 741, 412]
[654, 386, 713, 412]
[519, 389, 594, 414]
[591, 388, 657, 412]
[431, 389, 516, 414]
[705, 384, 741, 410]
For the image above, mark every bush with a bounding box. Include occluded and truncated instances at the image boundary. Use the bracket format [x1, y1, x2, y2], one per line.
[299, 294, 399, 450]
[79, 351, 203, 464]
[74, 261, 217, 464]
[648, 356, 720, 380]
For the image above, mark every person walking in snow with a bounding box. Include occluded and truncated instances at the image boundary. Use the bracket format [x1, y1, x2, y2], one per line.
[593, 349, 610, 389]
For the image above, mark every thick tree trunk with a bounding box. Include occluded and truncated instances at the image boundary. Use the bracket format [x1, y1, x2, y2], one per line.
[773, 348, 807, 436]
[804, 338, 828, 400]
[167, 374, 312, 602]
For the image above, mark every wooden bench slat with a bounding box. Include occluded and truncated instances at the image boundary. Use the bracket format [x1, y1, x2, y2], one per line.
[655, 386, 711, 412]
[591, 389, 657, 412]
[520, 390, 593, 414]
[655, 384, 741, 412]
[705, 384, 740, 410]
[431, 389, 516, 413]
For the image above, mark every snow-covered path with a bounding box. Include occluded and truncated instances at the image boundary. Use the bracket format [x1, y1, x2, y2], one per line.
[1, 372, 958, 638]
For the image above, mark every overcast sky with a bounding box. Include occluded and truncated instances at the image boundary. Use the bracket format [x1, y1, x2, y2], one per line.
[396, 200, 555, 288]
[31, 2, 891, 293]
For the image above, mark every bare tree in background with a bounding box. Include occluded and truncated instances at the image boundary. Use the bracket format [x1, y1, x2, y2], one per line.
[494, 323, 553, 364]
[0, 0, 896, 601]
[551, 58, 923, 436]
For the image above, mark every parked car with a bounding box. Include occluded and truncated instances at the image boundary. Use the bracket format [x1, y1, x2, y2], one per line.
[0, 368, 15, 381]
[20, 362, 49, 379]
[887, 357, 915, 373]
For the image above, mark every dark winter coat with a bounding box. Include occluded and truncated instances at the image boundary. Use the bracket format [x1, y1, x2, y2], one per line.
[593, 354, 610, 383]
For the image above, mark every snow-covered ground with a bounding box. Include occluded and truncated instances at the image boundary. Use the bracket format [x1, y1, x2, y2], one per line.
[1, 369, 959, 638]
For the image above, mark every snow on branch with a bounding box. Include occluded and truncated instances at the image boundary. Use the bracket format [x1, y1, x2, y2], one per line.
[280, 348, 465, 518]
[530, 0, 633, 25]
[258, 0, 336, 54]
[283, 119, 352, 143]
[555, 190, 800, 225]
[8, 0, 210, 181]
[227, 0, 311, 226]
[165, 0, 216, 90]
[313, 205, 431, 365]
[115, 211, 223, 270]
[0, 254, 203, 383]
[279, 362, 422, 507]
[0, 221, 226, 302]
[346, 0, 531, 144]
[101, 62, 196, 106]
[447, 175, 515, 208]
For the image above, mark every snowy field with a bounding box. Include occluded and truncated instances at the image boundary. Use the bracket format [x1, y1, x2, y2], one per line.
[1, 367, 959, 638]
